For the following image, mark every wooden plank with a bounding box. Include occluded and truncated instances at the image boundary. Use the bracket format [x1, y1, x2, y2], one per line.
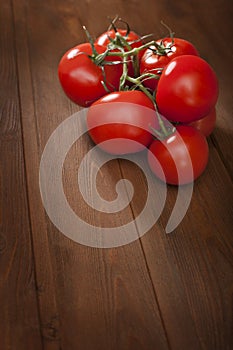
[13, 0, 171, 349]
[11, 1, 64, 349]
[0, 1, 43, 349]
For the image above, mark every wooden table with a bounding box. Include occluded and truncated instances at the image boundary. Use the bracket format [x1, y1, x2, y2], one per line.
[1, 0, 233, 349]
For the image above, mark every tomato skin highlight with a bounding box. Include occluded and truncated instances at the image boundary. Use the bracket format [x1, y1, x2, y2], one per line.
[140, 37, 199, 91]
[148, 125, 209, 185]
[156, 55, 219, 123]
[87, 91, 158, 155]
[58, 43, 123, 107]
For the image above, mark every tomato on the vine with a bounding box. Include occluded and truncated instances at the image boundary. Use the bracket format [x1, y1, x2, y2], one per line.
[87, 91, 158, 154]
[95, 28, 142, 49]
[156, 55, 219, 123]
[186, 107, 217, 137]
[95, 28, 143, 78]
[148, 125, 209, 185]
[140, 37, 199, 91]
[58, 43, 123, 107]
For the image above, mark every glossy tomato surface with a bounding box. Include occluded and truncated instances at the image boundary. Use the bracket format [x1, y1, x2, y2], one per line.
[187, 107, 216, 137]
[87, 91, 158, 154]
[58, 43, 123, 107]
[140, 37, 199, 91]
[156, 55, 219, 123]
[148, 125, 209, 185]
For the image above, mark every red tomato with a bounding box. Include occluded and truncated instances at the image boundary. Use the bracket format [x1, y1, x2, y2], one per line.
[95, 29, 143, 78]
[58, 43, 123, 107]
[156, 55, 219, 123]
[140, 37, 199, 91]
[95, 28, 142, 48]
[186, 107, 216, 137]
[87, 91, 158, 154]
[148, 125, 209, 185]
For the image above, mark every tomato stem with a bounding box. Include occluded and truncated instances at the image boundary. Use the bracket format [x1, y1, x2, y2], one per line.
[104, 40, 155, 57]
[115, 32, 132, 51]
[126, 76, 154, 100]
[125, 75, 176, 139]
[108, 15, 119, 33]
[82, 26, 98, 56]
[160, 20, 175, 44]
[117, 17, 131, 37]
[119, 55, 129, 90]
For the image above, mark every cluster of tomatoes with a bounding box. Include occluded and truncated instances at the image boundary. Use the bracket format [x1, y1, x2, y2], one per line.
[58, 19, 219, 185]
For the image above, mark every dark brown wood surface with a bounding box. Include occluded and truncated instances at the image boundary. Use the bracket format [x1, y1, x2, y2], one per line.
[1, 0, 233, 349]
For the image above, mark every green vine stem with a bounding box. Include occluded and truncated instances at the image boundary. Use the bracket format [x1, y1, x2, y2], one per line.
[105, 40, 156, 58]
[119, 54, 129, 90]
[126, 75, 176, 139]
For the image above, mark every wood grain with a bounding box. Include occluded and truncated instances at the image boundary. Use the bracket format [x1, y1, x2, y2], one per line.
[1, 0, 233, 349]
[0, 1, 42, 349]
